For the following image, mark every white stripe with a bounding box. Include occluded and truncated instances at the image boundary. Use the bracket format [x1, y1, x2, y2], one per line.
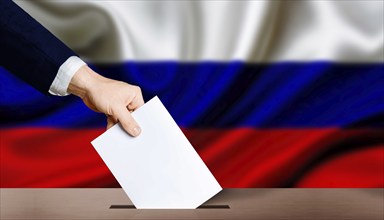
[15, 0, 384, 63]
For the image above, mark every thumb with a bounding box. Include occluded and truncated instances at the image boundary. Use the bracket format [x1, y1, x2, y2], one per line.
[114, 107, 141, 137]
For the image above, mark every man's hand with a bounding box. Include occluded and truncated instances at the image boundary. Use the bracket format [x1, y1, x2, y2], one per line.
[68, 65, 144, 137]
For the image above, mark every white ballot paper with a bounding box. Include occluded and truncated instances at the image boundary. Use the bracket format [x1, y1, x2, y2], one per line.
[91, 96, 222, 209]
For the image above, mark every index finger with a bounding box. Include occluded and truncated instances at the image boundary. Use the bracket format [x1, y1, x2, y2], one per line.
[128, 91, 144, 111]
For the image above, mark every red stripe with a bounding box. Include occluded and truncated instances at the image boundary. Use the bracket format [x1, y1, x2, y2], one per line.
[296, 146, 384, 187]
[1, 128, 383, 188]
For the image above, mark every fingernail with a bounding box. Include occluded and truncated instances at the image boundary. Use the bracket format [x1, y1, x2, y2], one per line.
[132, 127, 141, 136]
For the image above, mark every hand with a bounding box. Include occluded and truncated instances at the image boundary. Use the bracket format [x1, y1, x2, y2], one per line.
[68, 65, 144, 137]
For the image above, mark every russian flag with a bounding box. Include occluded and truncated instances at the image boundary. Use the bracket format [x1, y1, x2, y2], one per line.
[1, 1, 383, 188]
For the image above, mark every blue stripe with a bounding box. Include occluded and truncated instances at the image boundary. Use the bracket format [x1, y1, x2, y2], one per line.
[1, 62, 383, 128]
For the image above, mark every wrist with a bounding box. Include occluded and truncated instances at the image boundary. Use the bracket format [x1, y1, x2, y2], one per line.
[67, 66, 103, 99]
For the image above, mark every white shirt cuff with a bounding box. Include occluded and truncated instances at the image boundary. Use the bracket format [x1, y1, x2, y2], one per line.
[49, 56, 87, 96]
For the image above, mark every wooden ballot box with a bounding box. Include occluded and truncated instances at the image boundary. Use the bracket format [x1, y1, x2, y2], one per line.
[0, 188, 382, 220]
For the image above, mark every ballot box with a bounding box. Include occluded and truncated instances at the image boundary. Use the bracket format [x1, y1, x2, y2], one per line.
[0, 188, 382, 220]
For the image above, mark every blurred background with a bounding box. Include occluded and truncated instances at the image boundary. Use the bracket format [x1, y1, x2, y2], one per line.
[1, 0, 383, 188]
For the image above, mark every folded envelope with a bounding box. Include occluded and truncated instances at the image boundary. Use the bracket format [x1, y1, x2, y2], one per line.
[91, 96, 222, 209]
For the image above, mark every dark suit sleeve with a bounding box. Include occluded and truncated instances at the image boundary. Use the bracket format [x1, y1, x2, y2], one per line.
[0, 0, 76, 94]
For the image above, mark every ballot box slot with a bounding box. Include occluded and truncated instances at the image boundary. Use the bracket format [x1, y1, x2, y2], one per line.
[110, 205, 135, 209]
[110, 205, 230, 209]
[197, 205, 230, 209]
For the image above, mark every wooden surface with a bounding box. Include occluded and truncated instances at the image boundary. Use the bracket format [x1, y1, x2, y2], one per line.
[0, 188, 382, 219]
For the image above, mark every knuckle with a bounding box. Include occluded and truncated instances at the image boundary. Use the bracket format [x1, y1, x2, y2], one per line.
[134, 86, 141, 93]
[110, 107, 119, 116]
